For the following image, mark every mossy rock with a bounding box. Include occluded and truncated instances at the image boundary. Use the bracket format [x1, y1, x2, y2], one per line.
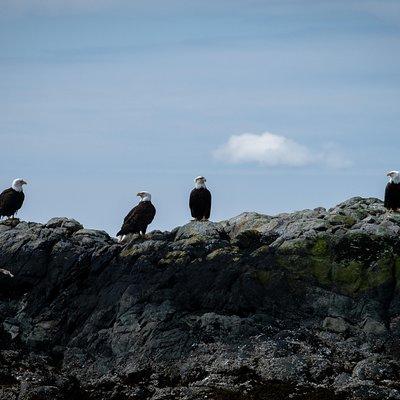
[331, 255, 393, 296]
[278, 239, 310, 255]
[332, 260, 364, 294]
[251, 245, 270, 257]
[311, 237, 330, 257]
[365, 255, 394, 289]
[274, 235, 395, 297]
[253, 270, 271, 286]
[276, 254, 312, 280]
[233, 230, 261, 249]
[206, 247, 238, 261]
[310, 257, 332, 285]
[120, 246, 143, 258]
[277, 237, 333, 284]
[328, 214, 357, 227]
[333, 233, 391, 264]
[158, 250, 190, 267]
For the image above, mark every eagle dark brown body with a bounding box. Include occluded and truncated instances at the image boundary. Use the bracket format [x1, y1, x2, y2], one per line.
[189, 187, 212, 221]
[0, 188, 25, 218]
[117, 200, 156, 236]
[384, 182, 400, 211]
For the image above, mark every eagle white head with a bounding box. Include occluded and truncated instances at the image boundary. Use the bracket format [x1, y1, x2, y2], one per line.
[12, 178, 27, 192]
[387, 171, 400, 184]
[194, 176, 207, 189]
[137, 191, 152, 202]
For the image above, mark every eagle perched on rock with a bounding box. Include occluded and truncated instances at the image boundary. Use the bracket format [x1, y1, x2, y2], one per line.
[189, 176, 211, 221]
[0, 179, 27, 219]
[117, 191, 156, 241]
[384, 171, 400, 212]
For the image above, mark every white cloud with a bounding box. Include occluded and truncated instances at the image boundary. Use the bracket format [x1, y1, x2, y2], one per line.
[213, 132, 351, 169]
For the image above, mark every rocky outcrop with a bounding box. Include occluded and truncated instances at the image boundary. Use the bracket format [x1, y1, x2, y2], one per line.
[1, 198, 400, 400]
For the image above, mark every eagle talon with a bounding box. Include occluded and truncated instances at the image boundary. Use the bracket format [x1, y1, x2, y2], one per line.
[117, 235, 126, 243]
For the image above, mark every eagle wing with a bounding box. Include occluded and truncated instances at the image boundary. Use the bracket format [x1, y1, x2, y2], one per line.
[189, 189, 200, 217]
[384, 182, 400, 210]
[118, 202, 156, 235]
[123, 204, 139, 224]
[189, 188, 212, 219]
[0, 188, 25, 215]
[203, 188, 211, 219]
[384, 183, 392, 209]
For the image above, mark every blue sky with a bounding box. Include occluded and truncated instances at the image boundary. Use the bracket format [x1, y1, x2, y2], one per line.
[1, 0, 399, 234]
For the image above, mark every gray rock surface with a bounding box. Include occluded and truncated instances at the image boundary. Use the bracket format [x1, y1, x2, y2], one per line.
[0, 198, 400, 399]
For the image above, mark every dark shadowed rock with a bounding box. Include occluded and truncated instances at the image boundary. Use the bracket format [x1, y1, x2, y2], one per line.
[0, 197, 400, 399]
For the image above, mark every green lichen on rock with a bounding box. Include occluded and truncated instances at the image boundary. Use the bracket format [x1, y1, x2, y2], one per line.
[331, 260, 364, 294]
[253, 270, 271, 286]
[278, 238, 310, 254]
[181, 236, 206, 247]
[120, 246, 143, 258]
[275, 235, 395, 296]
[276, 237, 332, 283]
[328, 214, 357, 227]
[310, 237, 332, 285]
[206, 247, 238, 261]
[310, 257, 332, 285]
[158, 250, 190, 267]
[331, 255, 394, 296]
[276, 253, 308, 279]
[251, 245, 270, 257]
[233, 229, 261, 249]
[311, 237, 330, 257]
[365, 255, 394, 289]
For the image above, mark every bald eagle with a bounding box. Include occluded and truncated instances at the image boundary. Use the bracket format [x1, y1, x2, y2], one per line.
[0, 179, 27, 219]
[189, 176, 211, 221]
[117, 191, 156, 241]
[385, 171, 400, 212]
